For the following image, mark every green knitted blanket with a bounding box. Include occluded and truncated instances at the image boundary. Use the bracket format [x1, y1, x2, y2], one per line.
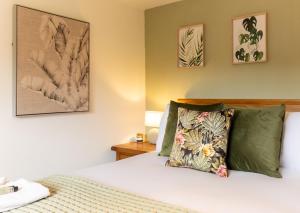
[7, 175, 196, 213]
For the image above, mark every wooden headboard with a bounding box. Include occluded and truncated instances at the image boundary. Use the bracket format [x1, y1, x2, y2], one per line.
[177, 99, 300, 112]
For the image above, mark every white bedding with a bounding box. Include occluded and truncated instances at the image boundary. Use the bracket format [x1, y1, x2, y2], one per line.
[75, 152, 300, 213]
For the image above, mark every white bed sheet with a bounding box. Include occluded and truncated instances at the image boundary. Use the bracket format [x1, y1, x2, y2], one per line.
[74, 152, 300, 213]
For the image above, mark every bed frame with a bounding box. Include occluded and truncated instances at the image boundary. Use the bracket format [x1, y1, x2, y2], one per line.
[177, 99, 300, 112]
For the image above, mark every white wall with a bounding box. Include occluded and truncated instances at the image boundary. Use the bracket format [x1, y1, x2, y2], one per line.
[0, 0, 145, 179]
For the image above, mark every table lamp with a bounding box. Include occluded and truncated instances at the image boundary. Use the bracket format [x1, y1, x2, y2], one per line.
[145, 111, 163, 144]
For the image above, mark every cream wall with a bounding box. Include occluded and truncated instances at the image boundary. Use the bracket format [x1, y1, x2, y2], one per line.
[145, 0, 300, 110]
[0, 0, 145, 179]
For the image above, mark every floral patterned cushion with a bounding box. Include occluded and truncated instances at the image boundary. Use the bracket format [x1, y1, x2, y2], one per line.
[166, 107, 234, 177]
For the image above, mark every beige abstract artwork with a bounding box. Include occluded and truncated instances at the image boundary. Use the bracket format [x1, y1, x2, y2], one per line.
[16, 5, 89, 116]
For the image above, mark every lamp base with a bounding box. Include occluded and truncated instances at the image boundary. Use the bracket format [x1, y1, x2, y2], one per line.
[146, 128, 159, 144]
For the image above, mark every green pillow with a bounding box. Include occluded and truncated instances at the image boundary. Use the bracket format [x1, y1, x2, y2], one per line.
[159, 101, 224, 156]
[226, 105, 285, 178]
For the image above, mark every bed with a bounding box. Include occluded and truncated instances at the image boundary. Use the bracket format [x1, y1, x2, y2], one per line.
[6, 99, 300, 213]
[75, 152, 300, 213]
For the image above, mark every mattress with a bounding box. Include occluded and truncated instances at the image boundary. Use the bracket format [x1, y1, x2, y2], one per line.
[75, 152, 300, 213]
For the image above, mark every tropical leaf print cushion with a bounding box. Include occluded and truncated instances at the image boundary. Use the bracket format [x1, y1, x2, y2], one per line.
[166, 108, 234, 177]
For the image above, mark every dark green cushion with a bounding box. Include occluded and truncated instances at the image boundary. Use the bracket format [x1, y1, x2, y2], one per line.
[226, 105, 285, 178]
[159, 101, 224, 156]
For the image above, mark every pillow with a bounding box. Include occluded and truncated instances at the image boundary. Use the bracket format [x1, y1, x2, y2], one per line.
[155, 104, 170, 153]
[281, 112, 300, 170]
[226, 105, 285, 178]
[166, 108, 235, 177]
[159, 101, 224, 156]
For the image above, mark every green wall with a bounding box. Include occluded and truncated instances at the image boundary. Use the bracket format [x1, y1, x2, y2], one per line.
[145, 0, 300, 110]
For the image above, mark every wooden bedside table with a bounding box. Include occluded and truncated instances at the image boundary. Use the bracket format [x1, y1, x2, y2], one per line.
[111, 142, 156, 161]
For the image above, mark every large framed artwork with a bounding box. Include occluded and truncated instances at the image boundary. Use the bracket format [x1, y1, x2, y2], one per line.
[15, 5, 90, 116]
[178, 24, 204, 68]
[232, 12, 267, 64]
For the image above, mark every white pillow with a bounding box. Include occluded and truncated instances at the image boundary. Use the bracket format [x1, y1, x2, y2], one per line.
[155, 104, 170, 153]
[281, 112, 300, 170]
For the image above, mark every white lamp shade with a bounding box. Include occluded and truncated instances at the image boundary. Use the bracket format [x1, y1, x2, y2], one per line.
[145, 111, 163, 127]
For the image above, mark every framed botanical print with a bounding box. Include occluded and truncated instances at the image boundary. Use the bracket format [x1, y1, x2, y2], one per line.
[232, 12, 267, 64]
[178, 24, 204, 68]
[15, 5, 90, 116]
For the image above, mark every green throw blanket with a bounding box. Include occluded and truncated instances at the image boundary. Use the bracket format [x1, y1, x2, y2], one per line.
[6, 175, 195, 213]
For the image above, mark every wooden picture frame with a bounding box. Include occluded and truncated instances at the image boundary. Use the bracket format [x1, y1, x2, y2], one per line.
[178, 24, 205, 68]
[232, 12, 267, 64]
[15, 5, 90, 116]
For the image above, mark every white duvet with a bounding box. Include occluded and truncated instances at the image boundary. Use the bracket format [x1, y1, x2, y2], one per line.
[75, 152, 300, 213]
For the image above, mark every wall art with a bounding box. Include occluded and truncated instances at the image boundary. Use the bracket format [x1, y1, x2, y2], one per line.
[16, 5, 90, 115]
[233, 12, 267, 64]
[178, 24, 204, 68]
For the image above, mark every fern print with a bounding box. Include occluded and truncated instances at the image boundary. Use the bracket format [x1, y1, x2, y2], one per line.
[178, 24, 204, 68]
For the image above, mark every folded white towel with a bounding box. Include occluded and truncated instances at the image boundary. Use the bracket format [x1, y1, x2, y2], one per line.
[0, 177, 8, 186]
[0, 179, 50, 212]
